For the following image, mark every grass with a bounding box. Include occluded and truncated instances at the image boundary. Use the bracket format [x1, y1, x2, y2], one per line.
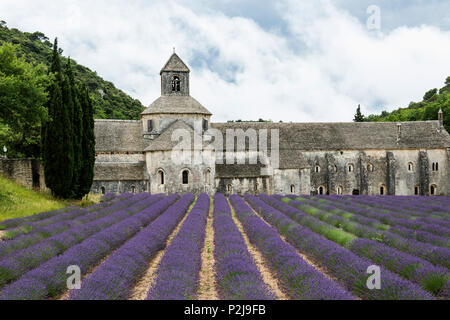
[0, 175, 100, 223]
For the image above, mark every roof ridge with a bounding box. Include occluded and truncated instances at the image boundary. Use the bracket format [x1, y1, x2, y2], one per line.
[160, 53, 190, 74]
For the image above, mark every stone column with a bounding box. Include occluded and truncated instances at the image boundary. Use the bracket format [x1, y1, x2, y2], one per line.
[419, 150, 430, 196]
[386, 152, 396, 195]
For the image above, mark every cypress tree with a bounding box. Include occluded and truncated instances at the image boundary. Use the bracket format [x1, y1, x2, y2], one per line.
[67, 58, 83, 198]
[78, 85, 96, 197]
[42, 38, 74, 198]
[354, 104, 365, 122]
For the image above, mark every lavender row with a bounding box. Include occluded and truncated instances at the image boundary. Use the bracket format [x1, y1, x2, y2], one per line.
[0, 195, 180, 300]
[273, 197, 450, 294]
[69, 194, 193, 300]
[286, 198, 450, 268]
[147, 194, 210, 300]
[0, 193, 158, 259]
[0, 194, 161, 288]
[231, 195, 355, 300]
[213, 194, 274, 300]
[251, 195, 434, 299]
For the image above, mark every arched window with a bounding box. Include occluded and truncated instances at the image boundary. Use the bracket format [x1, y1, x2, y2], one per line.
[131, 186, 136, 194]
[255, 183, 259, 192]
[100, 186, 105, 195]
[290, 185, 295, 194]
[227, 184, 232, 192]
[436, 163, 439, 171]
[172, 76, 181, 92]
[205, 169, 211, 184]
[408, 162, 414, 172]
[334, 165, 338, 172]
[348, 163, 354, 173]
[337, 186, 343, 195]
[182, 170, 189, 185]
[158, 170, 165, 185]
[380, 185, 386, 195]
[430, 184, 437, 196]
[318, 186, 325, 195]
[367, 163, 373, 172]
[315, 165, 321, 173]
[414, 185, 420, 195]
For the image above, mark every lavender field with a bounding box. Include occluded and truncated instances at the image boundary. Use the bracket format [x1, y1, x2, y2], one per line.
[0, 192, 448, 300]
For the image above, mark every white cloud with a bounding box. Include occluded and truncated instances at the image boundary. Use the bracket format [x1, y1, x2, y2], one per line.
[1, 0, 449, 122]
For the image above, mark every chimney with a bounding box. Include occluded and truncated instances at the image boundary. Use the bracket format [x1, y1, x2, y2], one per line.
[397, 123, 402, 142]
[438, 108, 444, 131]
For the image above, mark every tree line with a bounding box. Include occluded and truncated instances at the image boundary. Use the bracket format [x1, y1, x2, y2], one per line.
[0, 39, 95, 199]
[354, 77, 450, 133]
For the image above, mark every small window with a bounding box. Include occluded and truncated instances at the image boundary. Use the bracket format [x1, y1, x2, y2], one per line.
[348, 164, 354, 172]
[255, 183, 259, 192]
[290, 185, 295, 194]
[337, 186, 343, 195]
[182, 170, 189, 185]
[100, 186, 105, 195]
[131, 186, 136, 194]
[380, 185, 386, 195]
[414, 185, 420, 195]
[315, 165, 321, 173]
[147, 119, 153, 132]
[334, 165, 338, 172]
[172, 76, 181, 92]
[367, 163, 373, 172]
[408, 162, 414, 172]
[158, 170, 165, 185]
[430, 185, 437, 196]
[203, 119, 209, 131]
[431, 162, 439, 172]
[205, 169, 211, 184]
[227, 184, 232, 192]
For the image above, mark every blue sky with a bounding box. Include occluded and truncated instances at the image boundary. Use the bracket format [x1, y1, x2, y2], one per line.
[1, 0, 449, 122]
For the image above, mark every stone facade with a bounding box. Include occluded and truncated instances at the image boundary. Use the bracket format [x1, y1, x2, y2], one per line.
[0, 159, 46, 191]
[92, 53, 450, 196]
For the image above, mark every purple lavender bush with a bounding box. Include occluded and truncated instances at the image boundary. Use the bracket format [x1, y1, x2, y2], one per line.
[213, 193, 275, 300]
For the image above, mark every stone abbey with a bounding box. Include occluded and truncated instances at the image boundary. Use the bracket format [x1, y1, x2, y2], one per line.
[92, 53, 450, 196]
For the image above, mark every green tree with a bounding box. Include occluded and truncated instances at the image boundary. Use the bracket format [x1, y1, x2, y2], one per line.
[353, 104, 365, 122]
[78, 85, 96, 198]
[42, 39, 74, 198]
[66, 58, 83, 198]
[423, 89, 437, 101]
[0, 43, 49, 158]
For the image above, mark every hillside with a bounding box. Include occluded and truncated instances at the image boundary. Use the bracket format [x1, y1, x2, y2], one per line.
[0, 21, 145, 120]
[364, 77, 450, 133]
[0, 175, 67, 223]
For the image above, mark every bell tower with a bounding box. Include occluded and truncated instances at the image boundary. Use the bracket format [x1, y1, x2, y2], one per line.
[160, 52, 190, 96]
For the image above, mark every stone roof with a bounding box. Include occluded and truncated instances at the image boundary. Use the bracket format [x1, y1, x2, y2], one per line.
[141, 96, 211, 115]
[144, 120, 210, 151]
[94, 120, 142, 153]
[160, 53, 190, 74]
[211, 121, 450, 151]
[141, 95, 212, 116]
[94, 162, 146, 181]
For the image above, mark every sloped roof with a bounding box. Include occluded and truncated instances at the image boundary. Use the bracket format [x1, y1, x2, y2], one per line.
[94, 120, 142, 152]
[211, 121, 450, 151]
[144, 120, 210, 151]
[141, 95, 212, 115]
[160, 53, 190, 74]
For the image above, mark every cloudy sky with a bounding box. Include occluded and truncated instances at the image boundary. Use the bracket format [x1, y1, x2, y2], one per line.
[1, 0, 450, 122]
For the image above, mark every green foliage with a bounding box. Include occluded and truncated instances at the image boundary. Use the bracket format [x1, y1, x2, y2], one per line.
[78, 85, 96, 198]
[366, 76, 450, 133]
[353, 104, 365, 122]
[0, 42, 49, 158]
[0, 23, 145, 121]
[42, 39, 74, 199]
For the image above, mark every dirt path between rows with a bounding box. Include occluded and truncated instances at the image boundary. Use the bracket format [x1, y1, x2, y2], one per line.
[197, 199, 219, 300]
[228, 199, 288, 300]
[244, 199, 359, 299]
[129, 197, 197, 300]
